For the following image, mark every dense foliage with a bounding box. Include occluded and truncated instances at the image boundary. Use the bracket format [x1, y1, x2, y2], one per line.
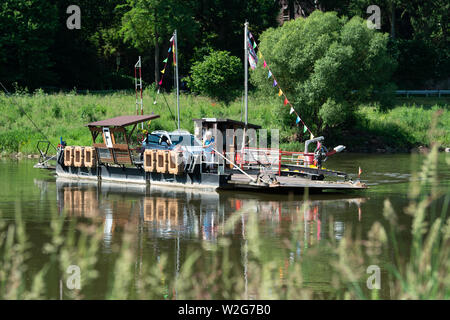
[0, 0, 447, 92]
[251, 11, 396, 132]
[186, 51, 243, 104]
[0, 0, 279, 91]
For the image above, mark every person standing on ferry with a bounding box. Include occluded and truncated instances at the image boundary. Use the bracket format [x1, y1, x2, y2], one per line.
[202, 130, 215, 171]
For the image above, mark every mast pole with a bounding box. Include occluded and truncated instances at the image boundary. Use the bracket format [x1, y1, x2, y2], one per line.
[174, 30, 180, 130]
[139, 56, 143, 129]
[244, 22, 248, 126]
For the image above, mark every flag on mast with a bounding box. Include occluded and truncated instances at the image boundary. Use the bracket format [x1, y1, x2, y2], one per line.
[247, 32, 258, 70]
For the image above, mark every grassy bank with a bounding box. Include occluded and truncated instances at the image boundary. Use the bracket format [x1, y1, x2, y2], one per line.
[0, 90, 448, 155]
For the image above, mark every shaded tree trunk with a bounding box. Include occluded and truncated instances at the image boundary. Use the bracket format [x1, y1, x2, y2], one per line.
[390, 3, 395, 39]
[288, 0, 295, 20]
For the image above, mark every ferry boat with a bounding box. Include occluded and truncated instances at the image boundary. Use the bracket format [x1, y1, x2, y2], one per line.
[35, 27, 366, 193]
[39, 113, 365, 193]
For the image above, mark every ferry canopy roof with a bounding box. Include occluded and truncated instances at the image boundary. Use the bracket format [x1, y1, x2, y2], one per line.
[192, 118, 261, 129]
[86, 114, 160, 127]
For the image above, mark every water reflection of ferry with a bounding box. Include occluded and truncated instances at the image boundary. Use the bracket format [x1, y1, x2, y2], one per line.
[35, 178, 370, 298]
[54, 178, 366, 247]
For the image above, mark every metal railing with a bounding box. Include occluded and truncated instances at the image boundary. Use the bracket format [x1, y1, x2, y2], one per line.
[396, 90, 450, 97]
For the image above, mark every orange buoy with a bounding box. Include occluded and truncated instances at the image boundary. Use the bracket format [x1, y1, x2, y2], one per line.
[73, 146, 85, 167]
[84, 147, 97, 168]
[143, 149, 157, 172]
[168, 150, 184, 175]
[156, 150, 168, 173]
[64, 146, 74, 167]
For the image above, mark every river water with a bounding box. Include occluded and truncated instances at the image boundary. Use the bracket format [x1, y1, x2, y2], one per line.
[0, 153, 449, 299]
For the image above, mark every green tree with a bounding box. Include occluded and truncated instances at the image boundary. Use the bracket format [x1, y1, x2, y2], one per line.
[51, 0, 132, 90]
[191, 0, 280, 59]
[0, 0, 58, 89]
[119, 0, 198, 88]
[251, 10, 396, 133]
[186, 50, 243, 104]
[319, 0, 449, 87]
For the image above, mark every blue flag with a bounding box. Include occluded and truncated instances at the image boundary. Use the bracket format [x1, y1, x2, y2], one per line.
[268, 70, 272, 79]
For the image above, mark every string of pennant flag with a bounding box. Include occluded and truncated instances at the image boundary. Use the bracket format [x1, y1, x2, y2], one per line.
[158, 34, 176, 87]
[248, 31, 314, 139]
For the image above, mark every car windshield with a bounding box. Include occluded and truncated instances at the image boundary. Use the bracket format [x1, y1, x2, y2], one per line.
[146, 134, 161, 144]
[170, 134, 201, 147]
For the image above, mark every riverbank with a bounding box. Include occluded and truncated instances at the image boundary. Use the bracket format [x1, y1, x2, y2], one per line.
[0, 90, 448, 155]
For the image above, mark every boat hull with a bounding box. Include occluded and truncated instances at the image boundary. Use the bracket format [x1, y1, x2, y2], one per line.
[56, 162, 227, 190]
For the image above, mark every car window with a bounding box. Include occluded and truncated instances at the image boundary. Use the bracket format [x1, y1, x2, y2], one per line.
[170, 134, 202, 147]
[147, 134, 160, 144]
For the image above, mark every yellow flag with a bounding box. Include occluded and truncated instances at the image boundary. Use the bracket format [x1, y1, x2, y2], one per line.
[278, 89, 283, 97]
[161, 69, 165, 74]
[258, 51, 262, 59]
[310, 133, 314, 140]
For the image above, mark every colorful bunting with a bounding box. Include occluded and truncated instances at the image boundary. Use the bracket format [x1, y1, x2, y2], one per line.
[160, 34, 176, 88]
[248, 30, 315, 137]
[247, 33, 258, 69]
[248, 52, 257, 70]
[247, 37, 258, 70]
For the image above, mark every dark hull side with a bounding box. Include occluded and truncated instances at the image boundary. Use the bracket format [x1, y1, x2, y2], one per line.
[54, 149, 366, 193]
[56, 162, 229, 190]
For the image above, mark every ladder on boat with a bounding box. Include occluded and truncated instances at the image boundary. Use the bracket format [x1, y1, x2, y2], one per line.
[134, 56, 143, 128]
